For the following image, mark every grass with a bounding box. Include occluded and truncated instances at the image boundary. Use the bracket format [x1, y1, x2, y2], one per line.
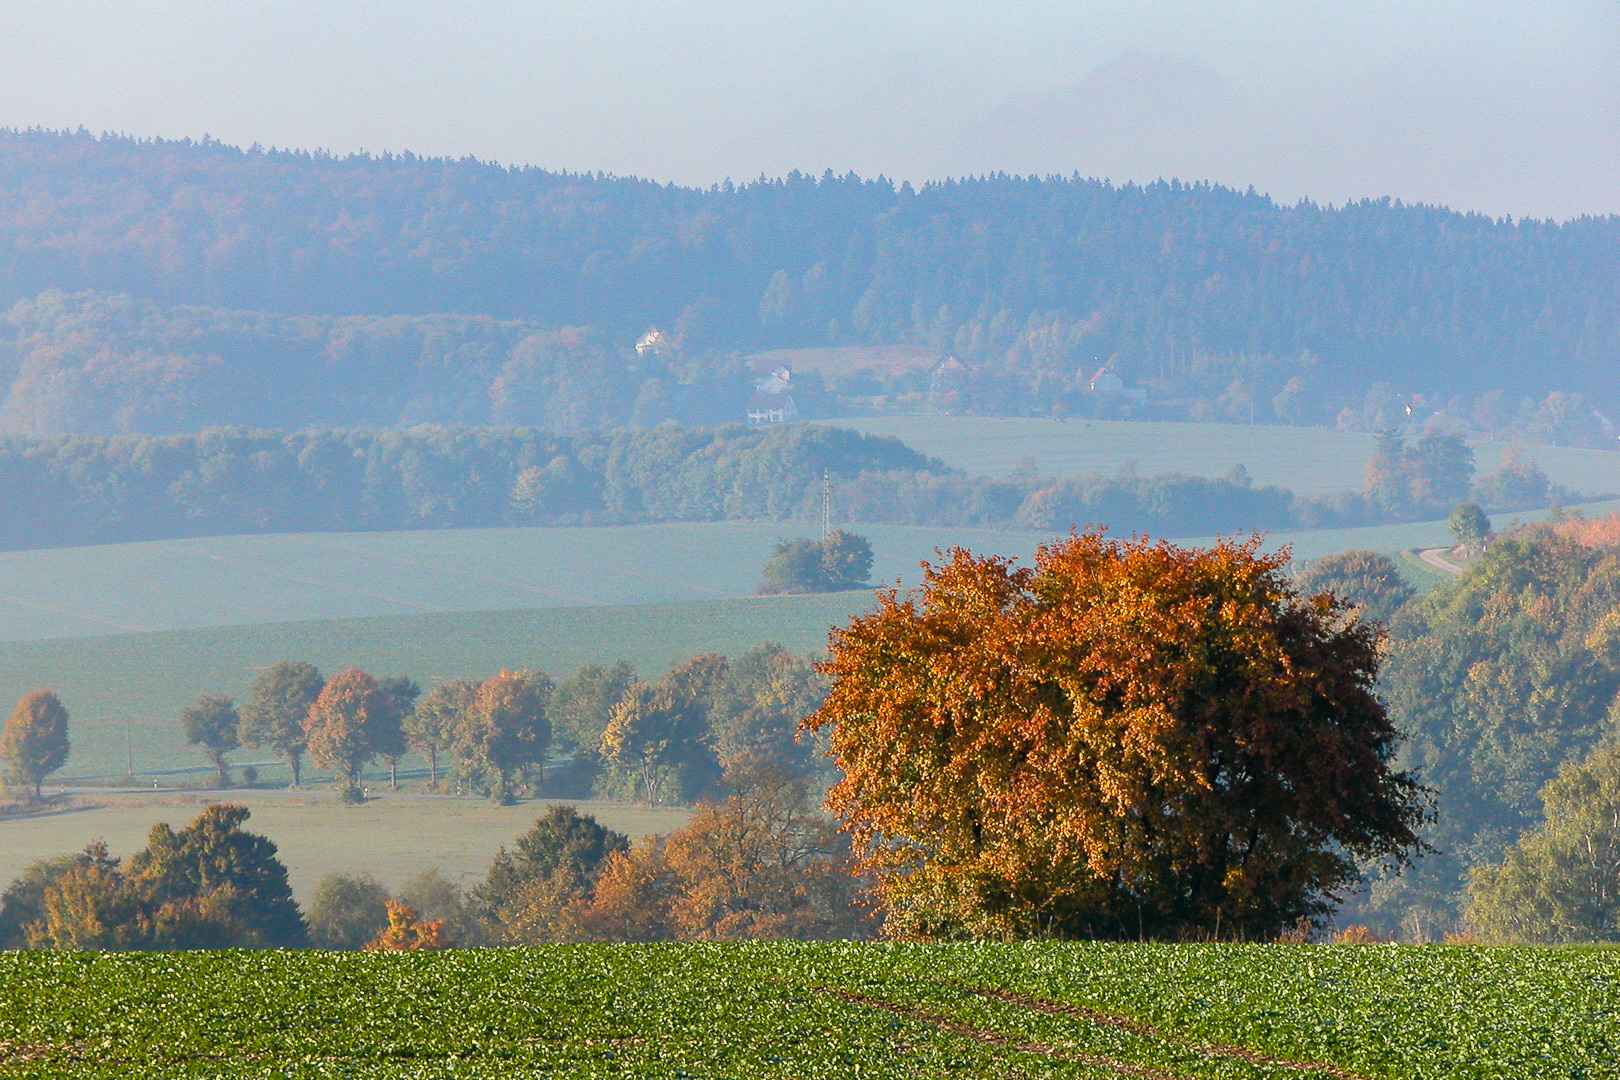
[0, 792, 689, 906]
[837, 415, 1620, 497]
[6, 502, 1612, 782]
[0, 942, 1615, 1077]
[0, 592, 873, 781]
[0, 521, 1048, 643]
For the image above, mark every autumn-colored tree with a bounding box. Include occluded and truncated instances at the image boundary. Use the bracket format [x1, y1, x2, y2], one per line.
[238, 661, 324, 787]
[0, 690, 70, 801]
[180, 694, 239, 788]
[660, 755, 870, 940]
[803, 531, 1430, 941]
[565, 757, 870, 942]
[571, 839, 678, 942]
[373, 676, 420, 790]
[305, 668, 386, 803]
[406, 679, 475, 788]
[365, 899, 446, 950]
[600, 655, 727, 805]
[457, 670, 552, 804]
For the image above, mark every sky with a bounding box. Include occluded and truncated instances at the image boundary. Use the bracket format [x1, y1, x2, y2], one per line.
[0, 1, 1615, 219]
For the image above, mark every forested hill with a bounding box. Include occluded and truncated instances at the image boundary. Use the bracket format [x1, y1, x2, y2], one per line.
[2, 129, 1618, 415]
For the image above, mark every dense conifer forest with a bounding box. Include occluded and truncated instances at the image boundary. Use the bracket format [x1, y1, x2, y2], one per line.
[0, 129, 1616, 436]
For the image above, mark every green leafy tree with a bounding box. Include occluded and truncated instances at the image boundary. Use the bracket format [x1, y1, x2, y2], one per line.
[238, 661, 324, 787]
[549, 661, 639, 796]
[1373, 521, 1620, 932]
[32, 804, 305, 949]
[180, 694, 240, 788]
[473, 805, 629, 940]
[456, 670, 553, 804]
[1449, 502, 1492, 558]
[1298, 550, 1416, 625]
[758, 530, 874, 594]
[0, 690, 70, 800]
[1467, 743, 1620, 942]
[307, 872, 391, 949]
[406, 679, 475, 789]
[305, 668, 386, 803]
[601, 655, 727, 805]
[374, 676, 421, 790]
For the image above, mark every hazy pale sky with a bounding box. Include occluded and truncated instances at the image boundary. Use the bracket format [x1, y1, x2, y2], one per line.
[1, 1, 1615, 218]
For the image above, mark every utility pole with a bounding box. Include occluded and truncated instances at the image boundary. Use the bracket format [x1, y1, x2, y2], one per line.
[821, 470, 831, 540]
[125, 719, 133, 780]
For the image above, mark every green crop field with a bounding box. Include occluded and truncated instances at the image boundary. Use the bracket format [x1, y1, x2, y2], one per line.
[0, 942, 1613, 1078]
[0, 793, 688, 906]
[838, 416, 1620, 497]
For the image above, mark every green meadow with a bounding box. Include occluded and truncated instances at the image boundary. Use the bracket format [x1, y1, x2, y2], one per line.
[0, 521, 1046, 642]
[0, 592, 869, 781]
[839, 415, 1620, 496]
[5, 502, 1606, 782]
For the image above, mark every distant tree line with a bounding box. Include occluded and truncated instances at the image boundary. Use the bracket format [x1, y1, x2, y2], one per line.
[0, 422, 1576, 551]
[1, 131, 1617, 426]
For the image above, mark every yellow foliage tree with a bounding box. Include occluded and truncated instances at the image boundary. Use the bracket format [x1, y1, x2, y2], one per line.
[365, 899, 446, 950]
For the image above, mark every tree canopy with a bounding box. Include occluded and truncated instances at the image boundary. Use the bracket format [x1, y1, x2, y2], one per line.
[2, 131, 1616, 427]
[758, 530, 875, 595]
[304, 669, 387, 803]
[0, 690, 70, 800]
[1297, 550, 1415, 626]
[29, 804, 304, 949]
[805, 532, 1430, 940]
[1467, 742, 1620, 942]
[238, 661, 323, 788]
[180, 694, 239, 788]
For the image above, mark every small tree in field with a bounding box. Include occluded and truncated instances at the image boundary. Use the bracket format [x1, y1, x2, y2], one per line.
[0, 690, 70, 800]
[238, 661, 324, 787]
[804, 531, 1430, 941]
[181, 695, 240, 788]
[1449, 501, 1492, 558]
[407, 679, 475, 788]
[758, 531, 874, 594]
[305, 668, 386, 803]
[457, 670, 553, 804]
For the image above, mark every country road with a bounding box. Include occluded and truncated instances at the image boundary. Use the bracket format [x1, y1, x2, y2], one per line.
[1418, 547, 1465, 574]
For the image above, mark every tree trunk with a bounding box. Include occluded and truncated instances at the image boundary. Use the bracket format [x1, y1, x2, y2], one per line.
[213, 751, 229, 788]
[426, 748, 438, 788]
[289, 749, 302, 788]
[390, 759, 398, 790]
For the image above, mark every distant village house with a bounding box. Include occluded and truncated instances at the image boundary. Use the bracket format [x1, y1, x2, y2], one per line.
[748, 365, 800, 424]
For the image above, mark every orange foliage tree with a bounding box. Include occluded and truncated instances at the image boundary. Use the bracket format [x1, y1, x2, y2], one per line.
[803, 531, 1430, 941]
[365, 899, 446, 950]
